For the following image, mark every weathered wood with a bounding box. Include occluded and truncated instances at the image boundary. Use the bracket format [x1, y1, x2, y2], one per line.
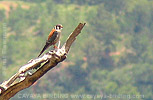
[0, 23, 86, 100]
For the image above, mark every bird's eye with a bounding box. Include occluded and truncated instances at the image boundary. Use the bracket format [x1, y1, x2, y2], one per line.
[55, 24, 63, 30]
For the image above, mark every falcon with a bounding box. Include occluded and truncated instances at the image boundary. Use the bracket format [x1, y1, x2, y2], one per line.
[38, 24, 63, 57]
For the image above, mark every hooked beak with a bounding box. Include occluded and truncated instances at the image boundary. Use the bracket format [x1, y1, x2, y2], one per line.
[61, 26, 63, 30]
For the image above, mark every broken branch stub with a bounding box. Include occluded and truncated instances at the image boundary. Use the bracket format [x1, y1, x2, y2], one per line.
[0, 23, 86, 100]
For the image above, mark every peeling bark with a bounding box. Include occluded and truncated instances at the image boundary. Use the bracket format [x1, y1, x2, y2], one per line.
[0, 23, 86, 100]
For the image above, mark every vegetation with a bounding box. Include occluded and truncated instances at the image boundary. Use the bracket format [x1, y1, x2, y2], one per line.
[0, 0, 152, 100]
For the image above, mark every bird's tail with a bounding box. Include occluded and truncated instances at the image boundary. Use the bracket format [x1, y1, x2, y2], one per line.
[38, 42, 50, 57]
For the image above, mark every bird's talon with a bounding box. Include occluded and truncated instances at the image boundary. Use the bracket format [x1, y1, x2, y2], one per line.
[28, 59, 34, 63]
[38, 24, 63, 57]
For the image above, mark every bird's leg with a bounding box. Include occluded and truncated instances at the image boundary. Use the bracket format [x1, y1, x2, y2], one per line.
[57, 41, 61, 48]
[54, 45, 58, 49]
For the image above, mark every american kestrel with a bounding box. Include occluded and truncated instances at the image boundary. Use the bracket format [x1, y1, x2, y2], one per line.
[38, 24, 63, 57]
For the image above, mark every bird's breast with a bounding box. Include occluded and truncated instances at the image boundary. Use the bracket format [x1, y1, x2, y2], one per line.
[53, 32, 60, 44]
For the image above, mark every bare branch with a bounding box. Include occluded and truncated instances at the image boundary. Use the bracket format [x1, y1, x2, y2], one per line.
[63, 23, 86, 53]
[0, 23, 86, 100]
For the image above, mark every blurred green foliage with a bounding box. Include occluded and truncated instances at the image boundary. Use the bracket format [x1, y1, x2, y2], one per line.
[0, 0, 152, 100]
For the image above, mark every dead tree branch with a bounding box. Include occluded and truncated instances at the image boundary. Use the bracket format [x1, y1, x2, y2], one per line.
[0, 23, 86, 100]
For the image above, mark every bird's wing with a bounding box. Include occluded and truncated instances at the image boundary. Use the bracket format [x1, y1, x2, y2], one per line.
[48, 29, 56, 40]
[38, 31, 58, 57]
[48, 30, 58, 43]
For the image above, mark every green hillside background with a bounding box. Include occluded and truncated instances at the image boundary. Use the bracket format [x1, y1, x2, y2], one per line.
[0, 0, 152, 100]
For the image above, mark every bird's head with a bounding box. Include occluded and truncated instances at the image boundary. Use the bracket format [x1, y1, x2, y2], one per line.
[54, 24, 63, 31]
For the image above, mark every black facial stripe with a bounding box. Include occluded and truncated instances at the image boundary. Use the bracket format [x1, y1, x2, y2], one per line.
[55, 24, 62, 29]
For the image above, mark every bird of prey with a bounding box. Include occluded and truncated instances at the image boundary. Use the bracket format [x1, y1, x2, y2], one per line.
[38, 24, 63, 57]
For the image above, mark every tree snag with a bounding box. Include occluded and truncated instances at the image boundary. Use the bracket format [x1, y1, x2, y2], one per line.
[0, 23, 86, 100]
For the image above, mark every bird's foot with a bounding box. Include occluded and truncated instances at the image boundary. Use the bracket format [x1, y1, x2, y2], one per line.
[54, 45, 58, 49]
